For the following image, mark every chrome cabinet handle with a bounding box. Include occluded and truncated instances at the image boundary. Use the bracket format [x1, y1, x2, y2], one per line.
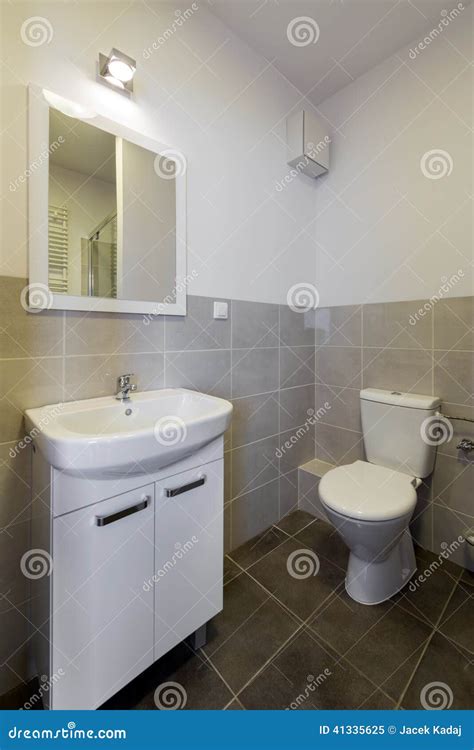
[165, 476, 206, 498]
[95, 495, 150, 527]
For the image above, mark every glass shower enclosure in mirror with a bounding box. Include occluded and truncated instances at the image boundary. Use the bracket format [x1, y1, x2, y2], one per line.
[28, 86, 186, 315]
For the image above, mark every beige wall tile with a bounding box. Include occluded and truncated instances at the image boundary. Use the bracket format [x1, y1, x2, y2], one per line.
[65, 311, 164, 355]
[279, 384, 315, 432]
[298, 469, 327, 521]
[363, 299, 432, 349]
[315, 423, 364, 465]
[230, 479, 280, 550]
[231, 436, 280, 498]
[280, 470, 298, 517]
[231, 392, 279, 449]
[362, 348, 432, 393]
[437, 403, 474, 459]
[0, 520, 31, 614]
[434, 351, 474, 407]
[278, 425, 315, 475]
[315, 346, 362, 389]
[0, 277, 63, 359]
[280, 346, 314, 389]
[0, 358, 63, 442]
[316, 305, 362, 346]
[433, 453, 473, 516]
[433, 505, 474, 571]
[64, 353, 164, 401]
[434, 297, 474, 351]
[315, 384, 361, 432]
[0, 443, 31, 528]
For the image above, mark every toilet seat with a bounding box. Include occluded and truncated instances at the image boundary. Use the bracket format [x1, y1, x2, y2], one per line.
[319, 460, 417, 522]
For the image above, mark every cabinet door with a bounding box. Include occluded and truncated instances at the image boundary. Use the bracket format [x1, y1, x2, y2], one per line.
[51, 484, 155, 709]
[154, 461, 223, 660]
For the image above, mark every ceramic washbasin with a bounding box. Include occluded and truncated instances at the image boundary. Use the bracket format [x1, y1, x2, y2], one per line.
[25, 388, 233, 478]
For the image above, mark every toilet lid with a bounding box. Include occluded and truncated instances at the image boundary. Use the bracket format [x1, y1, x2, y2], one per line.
[319, 460, 417, 521]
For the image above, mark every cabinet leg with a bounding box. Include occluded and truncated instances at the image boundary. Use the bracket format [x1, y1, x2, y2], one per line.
[188, 623, 207, 650]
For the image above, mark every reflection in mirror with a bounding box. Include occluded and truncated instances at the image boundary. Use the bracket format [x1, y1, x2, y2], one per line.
[47, 108, 177, 304]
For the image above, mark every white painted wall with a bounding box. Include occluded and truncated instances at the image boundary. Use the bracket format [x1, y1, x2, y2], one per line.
[2, 2, 471, 308]
[0, 0, 318, 305]
[312, 3, 473, 307]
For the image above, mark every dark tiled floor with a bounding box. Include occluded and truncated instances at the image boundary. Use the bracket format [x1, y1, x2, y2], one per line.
[3, 510, 472, 711]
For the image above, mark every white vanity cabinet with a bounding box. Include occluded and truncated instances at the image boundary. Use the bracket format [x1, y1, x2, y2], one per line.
[52, 485, 155, 710]
[154, 464, 223, 661]
[30, 439, 224, 710]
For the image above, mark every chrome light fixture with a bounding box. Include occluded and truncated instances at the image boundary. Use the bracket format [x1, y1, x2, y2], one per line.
[98, 48, 136, 96]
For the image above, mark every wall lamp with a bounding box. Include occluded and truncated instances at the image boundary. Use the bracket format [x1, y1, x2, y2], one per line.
[98, 48, 136, 97]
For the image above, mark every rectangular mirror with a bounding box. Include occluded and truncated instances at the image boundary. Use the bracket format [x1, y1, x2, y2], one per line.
[28, 86, 186, 315]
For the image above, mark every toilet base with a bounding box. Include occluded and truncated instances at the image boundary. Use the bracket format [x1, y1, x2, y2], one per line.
[345, 530, 417, 605]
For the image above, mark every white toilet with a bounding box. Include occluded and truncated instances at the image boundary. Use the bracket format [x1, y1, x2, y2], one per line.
[319, 388, 441, 605]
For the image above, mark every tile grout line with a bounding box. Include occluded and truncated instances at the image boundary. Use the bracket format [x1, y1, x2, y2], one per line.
[225, 515, 468, 709]
[394, 563, 464, 709]
[226, 559, 397, 708]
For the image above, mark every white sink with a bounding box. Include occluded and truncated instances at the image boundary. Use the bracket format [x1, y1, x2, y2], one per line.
[25, 388, 233, 478]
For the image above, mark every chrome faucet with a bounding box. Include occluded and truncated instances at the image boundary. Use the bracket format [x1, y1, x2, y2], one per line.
[115, 373, 137, 401]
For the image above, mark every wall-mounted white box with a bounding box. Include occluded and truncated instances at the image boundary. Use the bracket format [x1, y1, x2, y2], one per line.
[286, 110, 330, 178]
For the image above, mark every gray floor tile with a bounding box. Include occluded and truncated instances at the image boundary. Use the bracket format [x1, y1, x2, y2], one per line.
[205, 583, 300, 692]
[239, 629, 394, 710]
[275, 509, 316, 537]
[101, 642, 232, 710]
[294, 518, 349, 571]
[438, 581, 474, 654]
[394, 546, 459, 626]
[342, 605, 432, 700]
[401, 632, 473, 710]
[228, 527, 288, 570]
[249, 537, 345, 620]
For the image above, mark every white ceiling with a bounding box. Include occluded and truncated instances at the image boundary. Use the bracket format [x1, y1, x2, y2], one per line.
[208, 0, 464, 104]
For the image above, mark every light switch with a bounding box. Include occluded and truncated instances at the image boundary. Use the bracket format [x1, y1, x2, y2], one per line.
[213, 301, 228, 319]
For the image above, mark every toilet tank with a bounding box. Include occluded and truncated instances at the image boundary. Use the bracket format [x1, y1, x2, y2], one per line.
[360, 389, 441, 478]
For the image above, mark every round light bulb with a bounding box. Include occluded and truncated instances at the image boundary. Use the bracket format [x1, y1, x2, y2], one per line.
[107, 58, 134, 83]
[104, 74, 125, 90]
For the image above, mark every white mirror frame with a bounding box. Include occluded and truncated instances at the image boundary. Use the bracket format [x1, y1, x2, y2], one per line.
[28, 84, 187, 315]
